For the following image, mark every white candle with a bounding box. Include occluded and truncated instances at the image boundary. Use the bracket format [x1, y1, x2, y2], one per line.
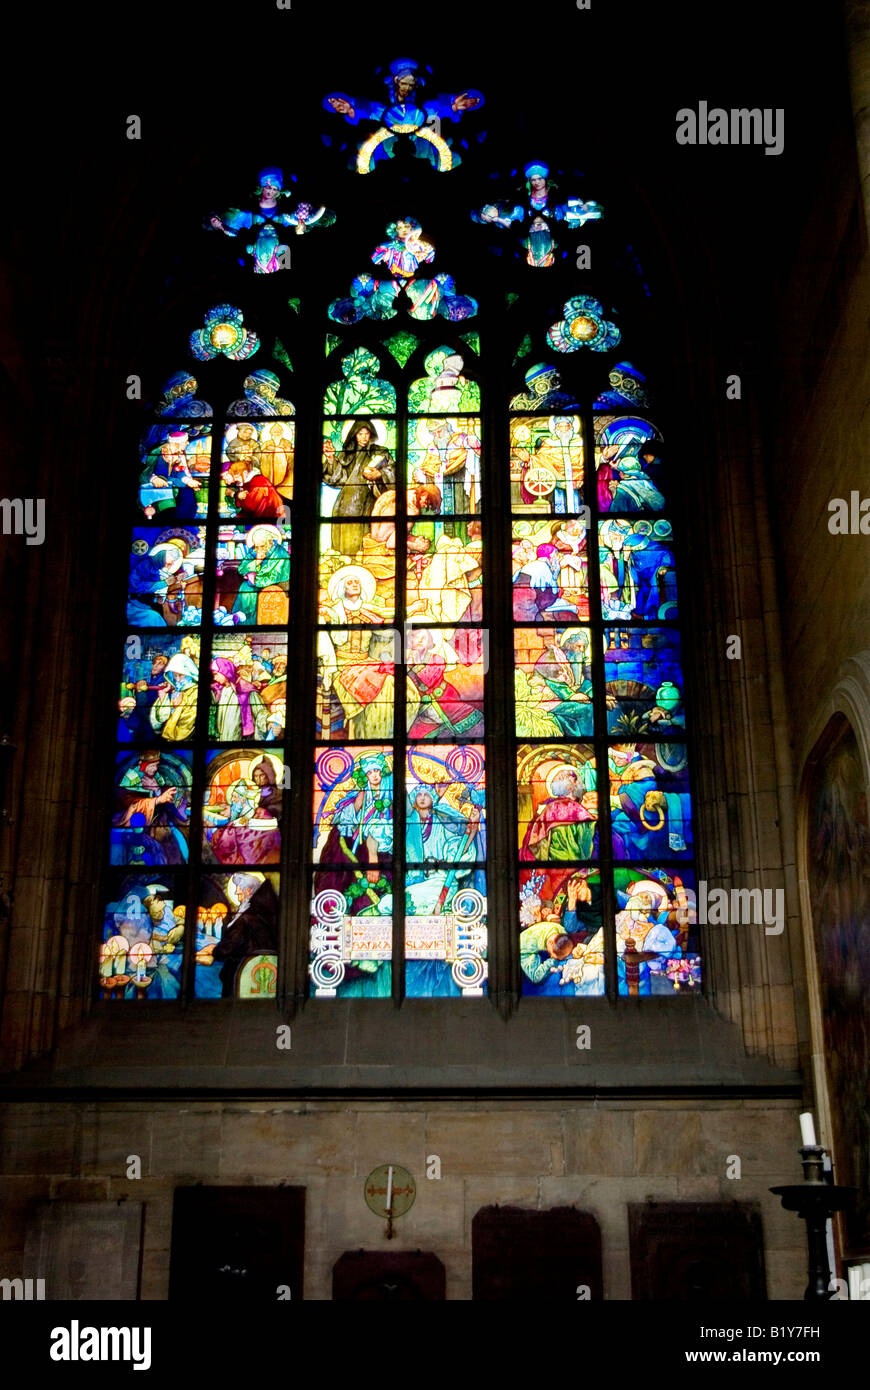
[799, 1111, 817, 1147]
[385, 1165, 393, 1212]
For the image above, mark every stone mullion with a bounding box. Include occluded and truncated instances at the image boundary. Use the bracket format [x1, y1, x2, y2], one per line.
[289, 300, 330, 1012]
[0, 368, 84, 1063]
[486, 320, 519, 1014]
[738, 391, 804, 1068]
[685, 347, 800, 1065]
[392, 395, 407, 1007]
[178, 422, 221, 1007]
[584, 401, 617, 1004]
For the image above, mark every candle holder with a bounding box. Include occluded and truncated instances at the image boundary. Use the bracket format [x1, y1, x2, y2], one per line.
[770, 1146, 856, 1301]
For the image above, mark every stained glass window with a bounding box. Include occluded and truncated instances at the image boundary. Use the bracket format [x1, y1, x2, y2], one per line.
[514, 364, 700, 996]
[104, 360, 292, 1001]
[206, 166, 335, 275]
[471, 160, 603, 267]
[104, 56, 699, 1006]
[311, 342, 487, 998]
[324, 57, 483, 174]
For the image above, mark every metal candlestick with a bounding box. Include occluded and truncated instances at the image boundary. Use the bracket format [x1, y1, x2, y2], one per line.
[770, 1145, 856, 1302]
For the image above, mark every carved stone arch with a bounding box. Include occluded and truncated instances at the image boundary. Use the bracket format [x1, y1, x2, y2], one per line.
[795, 650, 870, 1254]
[798, 651, 870, 789]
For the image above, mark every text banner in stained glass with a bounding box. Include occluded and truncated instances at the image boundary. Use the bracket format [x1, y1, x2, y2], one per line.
[405, 871, 488, 998]
[310, 871, 393, 998]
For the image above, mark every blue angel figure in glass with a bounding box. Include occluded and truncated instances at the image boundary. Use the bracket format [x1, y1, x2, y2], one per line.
[472, 161, 602, 267]
[324, 57, 483, 173]
[207, 167, 335, 273]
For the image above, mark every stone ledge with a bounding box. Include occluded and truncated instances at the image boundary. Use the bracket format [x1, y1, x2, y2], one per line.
[0, 995, 803, 1097]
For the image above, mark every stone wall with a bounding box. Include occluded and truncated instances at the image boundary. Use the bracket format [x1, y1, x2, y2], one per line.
[0, 1100, 807, 1299]
[767, 96, 870, 771]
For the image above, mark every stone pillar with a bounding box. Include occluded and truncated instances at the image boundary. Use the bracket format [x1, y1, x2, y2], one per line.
[846, 0, 870, 240]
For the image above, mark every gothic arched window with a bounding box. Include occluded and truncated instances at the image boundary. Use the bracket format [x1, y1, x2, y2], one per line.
[100, 57, 700, 1005]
